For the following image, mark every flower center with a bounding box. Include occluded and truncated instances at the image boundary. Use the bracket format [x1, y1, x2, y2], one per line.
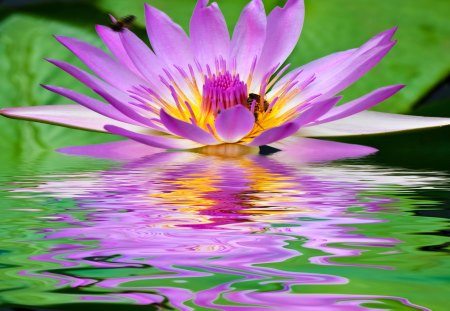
[201, 72, 248, 117]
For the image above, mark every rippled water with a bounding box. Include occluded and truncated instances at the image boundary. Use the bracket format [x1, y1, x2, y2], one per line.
[0, 148, 448, 310]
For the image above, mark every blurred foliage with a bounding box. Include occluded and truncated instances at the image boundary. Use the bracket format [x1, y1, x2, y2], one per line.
[0, 0, 449, 152]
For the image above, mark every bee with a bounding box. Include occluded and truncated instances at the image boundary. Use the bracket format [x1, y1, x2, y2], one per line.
[247, 93, 270, 117]
[246, 93, 270, 129]
[109, 15, 136, 32]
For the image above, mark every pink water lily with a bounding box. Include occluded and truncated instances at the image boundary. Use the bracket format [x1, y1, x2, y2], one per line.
[1, 0, 449, 151]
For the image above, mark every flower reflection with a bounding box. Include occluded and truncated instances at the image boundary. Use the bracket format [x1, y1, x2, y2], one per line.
[7, 148, 438, 310]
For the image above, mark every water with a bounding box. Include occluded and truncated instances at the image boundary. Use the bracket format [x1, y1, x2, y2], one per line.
[0, 145, 448, 311]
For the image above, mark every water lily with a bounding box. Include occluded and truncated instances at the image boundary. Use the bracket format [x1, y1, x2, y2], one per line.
[1, 0, 449, 151]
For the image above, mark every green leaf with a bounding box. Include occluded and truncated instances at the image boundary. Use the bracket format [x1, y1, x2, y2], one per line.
[95, 0, 450, 113]
[0, 14, 116, 154]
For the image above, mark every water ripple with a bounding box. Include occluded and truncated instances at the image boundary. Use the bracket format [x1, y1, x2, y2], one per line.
[0, 152, 448, 310]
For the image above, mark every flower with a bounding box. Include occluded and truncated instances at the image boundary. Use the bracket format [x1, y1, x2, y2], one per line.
[1, 0, 449, 151]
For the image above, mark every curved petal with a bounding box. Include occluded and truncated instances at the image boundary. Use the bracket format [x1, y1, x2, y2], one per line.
[42, 85, 140, 125]
[46, 59, 131, 103]
[319, 42, 396, 99]
[253, 0, 304, 87]
[0, 105, 146, 133]
[271, 27, 397, 101]
[159, 109, 220, 145]
[55, 36, 147, 91]
[314, 85, 405, 125]
[268, 48, 356, 97]
[94, 90, 165, 132]
[190, 0, 230, 67]
[299, 110, 450, 137]
[214, 105, 255, 143]
[270, 137, 378, 162]
[294, 97, 342, 125]
[118, 29, 163, 81]
[231, 0, 267, 79]
[145, 3, 194, 68]
[95, 25, 141, 76]
[247, 97, 340, 146]
[247, 121, 299, 146]
[104, 124, 202, 150]
[295, 29, 397, 102]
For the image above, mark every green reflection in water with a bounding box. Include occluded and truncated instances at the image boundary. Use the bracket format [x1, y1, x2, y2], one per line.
[0, 151, 448, 310]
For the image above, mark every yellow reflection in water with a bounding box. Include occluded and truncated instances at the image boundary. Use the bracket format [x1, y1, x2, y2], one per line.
[149, 146, 315, 227]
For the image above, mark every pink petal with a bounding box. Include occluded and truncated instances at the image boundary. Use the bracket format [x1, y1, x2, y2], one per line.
[55, 36, 147, 91]
[247, 121, 299, 147]
[144, 4, 194, 68]
[296, 29, 397, 102]
[272, 27, 397, 103]
[95, 90, 166, 132]
[95, 25, 142, 76]
[296, 97, 342, 125]
[104, 124, 202, 150]
[253, 0, 304, 87]
[0, 105, 146, 133]
[190, 0, 230, 67]
[247, 97, 341, 146]
[320, 42, 396, 99]
[57, 140, 162, 161]
[270, 137, 378, 162]
[231, 0, 267, 79]
[118, 29, 164, 82]
[46, 59, 131, 103]
[268, 48, 356, 97]
[159, 109, 219, 145]
[299, 110, 450, 137]
[214, 105, 255, 143]
[42, 84, 140, 125]
[314, 85, 405, 125]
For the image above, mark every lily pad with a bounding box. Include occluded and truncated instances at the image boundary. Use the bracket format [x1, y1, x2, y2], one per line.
[0, 14, 117, 152]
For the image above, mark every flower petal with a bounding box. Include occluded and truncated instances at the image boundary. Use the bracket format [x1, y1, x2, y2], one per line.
[320, 42, 396, 99]
[268, 48, 356, 97]
[296, 29, 397, 102]
[159, 109, 220, 145]
[247, 97, 341, 146]
[118, 29, 163, 82]
[95, 25, 141, 76]
[272, 27, 397, 103]
[314, 85, 405, 125]
[144, 3, 194, 68]
[46, 59, 131, 103]
[247, 121, 299, 147]
[231, 0, 267, 79]
[214, 105, 255, 143]
[299, 110, 450, 137]
[104, 124, 202, 150]
[190, 0, 230, 67]
[42, 84, 140, 125]
[55, 36, 147, 91]
[94, 90, 166, 132]
[270, 137, 378, 162]
[0, 105, 146, 133]
[253, 0, 304, 87]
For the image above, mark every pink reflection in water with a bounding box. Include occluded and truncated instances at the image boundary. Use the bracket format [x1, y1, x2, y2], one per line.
[10, 150, 434, 310]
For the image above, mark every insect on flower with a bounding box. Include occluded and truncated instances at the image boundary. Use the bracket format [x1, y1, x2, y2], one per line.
[109, 15, 136, 32]
[1, 0, 449, 154]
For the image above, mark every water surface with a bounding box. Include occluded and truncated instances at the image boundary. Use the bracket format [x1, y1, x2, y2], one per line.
[0, 148, 448, 310]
